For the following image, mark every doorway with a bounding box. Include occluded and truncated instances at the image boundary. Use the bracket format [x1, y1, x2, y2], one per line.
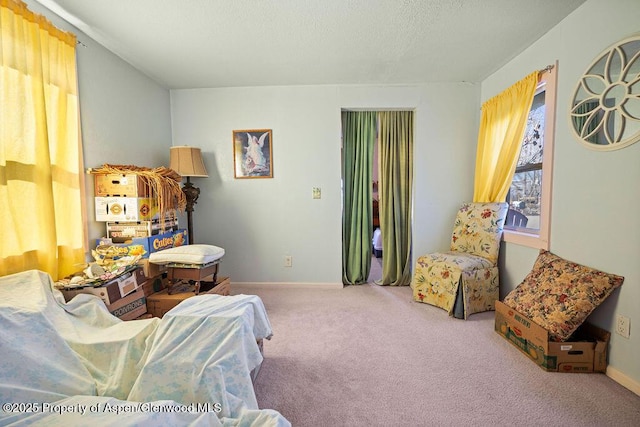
[341, 110, 413, 286]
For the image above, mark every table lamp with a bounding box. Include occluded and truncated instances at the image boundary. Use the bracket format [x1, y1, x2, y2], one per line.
[170, 146, 209, 244]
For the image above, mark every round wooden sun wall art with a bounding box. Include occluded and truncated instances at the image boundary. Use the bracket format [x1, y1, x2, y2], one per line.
[569, 33, 640, 151]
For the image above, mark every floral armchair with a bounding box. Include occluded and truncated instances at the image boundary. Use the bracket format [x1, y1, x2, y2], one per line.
[411, 202, 508, 319]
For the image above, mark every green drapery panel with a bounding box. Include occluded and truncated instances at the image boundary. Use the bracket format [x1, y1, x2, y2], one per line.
[342, 111, 376, 285]
[378, 111, 413, 286]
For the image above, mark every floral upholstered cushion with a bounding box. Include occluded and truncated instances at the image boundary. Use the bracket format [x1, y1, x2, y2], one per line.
[412, 251, 498, 318]
[449, 202, 508, 263]
[503, 250, 624, 342]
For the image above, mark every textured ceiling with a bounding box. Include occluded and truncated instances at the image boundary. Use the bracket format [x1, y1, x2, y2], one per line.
[36, 0, 586, 89]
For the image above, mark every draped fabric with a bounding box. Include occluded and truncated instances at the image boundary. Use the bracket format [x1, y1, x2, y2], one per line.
[341, 111, 376, 285]
[377, 111, 413, 286]
[0, 0, 86, 280]
[473, 71, 539, 203]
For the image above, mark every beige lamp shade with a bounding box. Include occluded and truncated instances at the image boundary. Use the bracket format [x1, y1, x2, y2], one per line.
[170, 146, 209, 177]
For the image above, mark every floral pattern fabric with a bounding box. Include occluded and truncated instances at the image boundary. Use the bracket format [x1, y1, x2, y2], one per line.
[411, 202, 508, 319]
[450, 202, 508, 264]
[503, 250, 624, 342]
[412, 252, 498, 318]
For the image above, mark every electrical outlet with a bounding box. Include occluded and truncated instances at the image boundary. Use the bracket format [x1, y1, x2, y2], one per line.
[284, 256, 292, 267]
[312, 187, 321, 199]
[615, 315, 630, 339]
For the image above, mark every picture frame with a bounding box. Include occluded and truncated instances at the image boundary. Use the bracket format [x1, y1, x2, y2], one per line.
[232, 129, 274, 179]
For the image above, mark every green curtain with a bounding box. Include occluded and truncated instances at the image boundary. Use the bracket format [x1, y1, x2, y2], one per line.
[378, 111, 413, 286]
[342, 111, 376, 285]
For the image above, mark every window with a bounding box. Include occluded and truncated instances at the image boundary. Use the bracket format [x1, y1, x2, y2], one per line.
[503, 64, 557, 250]
[0, 1, 86, 280]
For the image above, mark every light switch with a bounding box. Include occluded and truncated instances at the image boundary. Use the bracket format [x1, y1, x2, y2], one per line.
[312, 187, 321, 199]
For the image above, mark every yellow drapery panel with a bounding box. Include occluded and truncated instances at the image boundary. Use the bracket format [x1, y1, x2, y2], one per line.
[0, 0, 86, 280]
[473, 71, 539, 203]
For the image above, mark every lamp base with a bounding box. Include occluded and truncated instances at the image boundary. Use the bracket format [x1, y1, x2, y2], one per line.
[182, 177, 200, 244]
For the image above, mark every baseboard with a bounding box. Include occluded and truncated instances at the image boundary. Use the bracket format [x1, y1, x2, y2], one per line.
[232, 282, 343, 290]
[606, 365, 640, 396]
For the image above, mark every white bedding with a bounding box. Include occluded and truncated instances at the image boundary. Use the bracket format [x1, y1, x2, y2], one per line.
[0, 270, 289, 426]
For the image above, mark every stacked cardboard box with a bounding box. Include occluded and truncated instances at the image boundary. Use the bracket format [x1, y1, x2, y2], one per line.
[60, 268, 145, 306]
[59, 267, 149, 321]
[106, 216, 179, 242]
[138, 259, 167, 279]
[94, 173, 152, 197]
[93, 173, 187, 262]
[139, 271, 168, 297]
[94, 172, 182, 242]
[107, 287, 147, 321]
[146, 276, 231, 318]
[95, 228, 188, 259]
[94, 196, 161, 222]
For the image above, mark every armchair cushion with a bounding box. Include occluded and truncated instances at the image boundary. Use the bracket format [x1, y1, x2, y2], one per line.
[413, 252, 497, 318]
[450, 202, 508, 263]
[503, 250, 624, 342]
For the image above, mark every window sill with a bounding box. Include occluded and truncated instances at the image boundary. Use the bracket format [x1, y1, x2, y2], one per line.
[502, 229, 549, 250]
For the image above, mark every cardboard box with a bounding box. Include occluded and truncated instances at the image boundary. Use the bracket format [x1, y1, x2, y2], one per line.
[147, 228, 187, 253]
[138, 259, 167, 278]
[140, 273, 168, 297]
[95, 197, 159, 222]
[495, 300, 610, 373]
[107, 287, 147, 321]
[95, 228, 189, 259]
[94, 173, 152, 197]
[106, 216, 179, 242]
[61, 268, 145, 305]
[147, 276, 231, 318]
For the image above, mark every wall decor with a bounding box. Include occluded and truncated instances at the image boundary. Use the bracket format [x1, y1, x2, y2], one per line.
[569, 33, 640, 151]
[232, 129, 273, 179]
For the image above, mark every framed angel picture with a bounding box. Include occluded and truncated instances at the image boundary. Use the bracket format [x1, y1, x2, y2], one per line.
[232, 129, 273, 179]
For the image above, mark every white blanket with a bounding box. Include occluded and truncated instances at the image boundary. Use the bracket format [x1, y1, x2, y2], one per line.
[0, 270, 289, 426]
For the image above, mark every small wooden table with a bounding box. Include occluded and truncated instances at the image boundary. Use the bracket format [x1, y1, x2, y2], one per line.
[166, 260, 220, 295]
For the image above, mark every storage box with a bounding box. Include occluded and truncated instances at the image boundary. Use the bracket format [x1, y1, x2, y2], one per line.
[140, 274, 168, 297]
[495, 300, 610, 373]
[107, 287, 147, 321]
[95, 197, 159, 222]
[94, 173, 151, 197]
[138, 258, 167, 278]
[146, 276, 231, 318]
[147, 228, 187, 253]
[106, 217, 178, 242]
[96, 228, 189, 259]
[60, 268, 145, 305]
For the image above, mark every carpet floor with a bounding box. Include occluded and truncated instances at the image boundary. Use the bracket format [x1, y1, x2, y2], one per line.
[232, 282, 640, 427]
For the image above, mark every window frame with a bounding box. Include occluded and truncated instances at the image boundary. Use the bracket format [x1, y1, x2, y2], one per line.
[502, 63, 557, 250]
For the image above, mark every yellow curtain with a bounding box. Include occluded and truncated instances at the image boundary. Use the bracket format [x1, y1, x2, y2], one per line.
[0, 0, 86, 280]
[473, 71, 539, 203]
